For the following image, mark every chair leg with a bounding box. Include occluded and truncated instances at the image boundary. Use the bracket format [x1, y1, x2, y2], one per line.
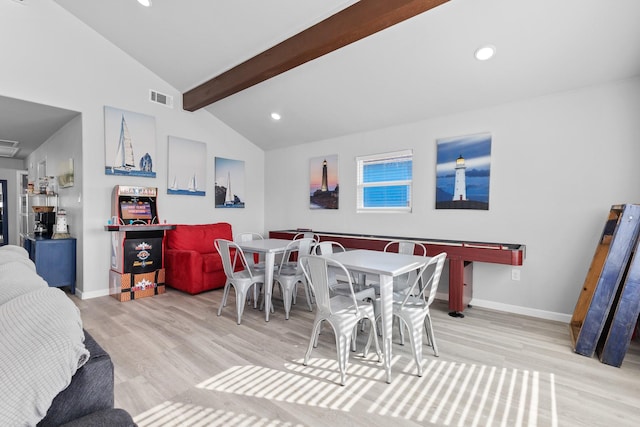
[217, 283, 231, 316]
[424, 313, 439, 357]
[281, 283, 293, 320]
[336, 332, 352, 386]
[398, 316, 405, 345]
[351, 324, 358, 352]
[235, 289, 246, 325]
[304, 320, 323, 365]
[302, 280, 313, 311]
[363, 317, 382, 362]
[313, 320, 323, 348]
[403, 316, 424, 377]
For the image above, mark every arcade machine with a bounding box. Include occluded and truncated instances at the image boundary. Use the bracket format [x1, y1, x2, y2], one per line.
[105, 185, 175, 301]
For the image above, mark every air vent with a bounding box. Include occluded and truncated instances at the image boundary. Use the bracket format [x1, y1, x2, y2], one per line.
[0, 139, 19, 158]
[149, 90, 173, 108]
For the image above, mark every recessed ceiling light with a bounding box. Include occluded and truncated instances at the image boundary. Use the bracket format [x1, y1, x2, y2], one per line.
[271, 112, 281, 121]
[137, 0, 152, 7]
[475, 45, 496, 61]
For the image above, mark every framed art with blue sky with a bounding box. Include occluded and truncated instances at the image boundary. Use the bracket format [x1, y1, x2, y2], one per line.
[167, 136, 206, 196]
[104, 106, 156, 177]
[436, 132, 492, 210]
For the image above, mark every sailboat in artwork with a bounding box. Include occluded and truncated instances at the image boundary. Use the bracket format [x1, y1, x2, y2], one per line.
[224, 172, 234, 205]
[169, 176, 178, 191]
[112, 114, 135, 172]
[188, 174, 197, 192]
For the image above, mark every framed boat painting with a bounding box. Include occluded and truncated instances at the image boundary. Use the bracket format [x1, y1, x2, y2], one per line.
[104, 106, 157, 177]
[214, 157, 245, 208]
[167, 136, 206, 196]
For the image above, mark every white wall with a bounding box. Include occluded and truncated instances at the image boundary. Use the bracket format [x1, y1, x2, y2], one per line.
[0, 1, 265, 298]
[265, 77, 640, 320]
[26, 115, 83, 286]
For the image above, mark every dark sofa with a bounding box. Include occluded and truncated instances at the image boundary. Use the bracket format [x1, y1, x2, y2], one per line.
[38, 331, 135, 427]
[0, 245, 135, 426]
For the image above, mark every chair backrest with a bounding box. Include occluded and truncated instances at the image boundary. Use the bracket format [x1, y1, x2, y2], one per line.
[214, 238, 252, 279]
[297, 237, 316, 257]
[314, 240, 346, 255]
[399, 252, 447, 308]
[294, 231, 321, 243]
[277, 238, 307, 271]
[383, 240, 427, 288]
[234, 232, 264, 243]
[299, 255, 360, 317]
[384, 239, 427, 256]
[383, 239, 426, 256]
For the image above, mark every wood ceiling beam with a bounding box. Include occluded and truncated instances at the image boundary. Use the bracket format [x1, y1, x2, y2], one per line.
[182, 0, 449, 111]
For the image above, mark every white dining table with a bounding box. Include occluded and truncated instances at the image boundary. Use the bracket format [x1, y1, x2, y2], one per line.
[325, 249, 429, 383]
[236, 238, 294, 321]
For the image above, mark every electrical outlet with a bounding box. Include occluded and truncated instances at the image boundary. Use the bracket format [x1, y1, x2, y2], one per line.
[511, 269, 521, 281]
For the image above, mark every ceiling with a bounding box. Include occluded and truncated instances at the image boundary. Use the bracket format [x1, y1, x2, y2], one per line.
[0, 95, 79, 160]
[3, 0, 640, 158]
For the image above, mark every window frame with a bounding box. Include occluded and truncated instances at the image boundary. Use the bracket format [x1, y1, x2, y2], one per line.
[356, 149, 413, 213]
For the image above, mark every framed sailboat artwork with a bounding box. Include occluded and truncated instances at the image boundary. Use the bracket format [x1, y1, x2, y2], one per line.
[167, 136, 206, 196]
[214, 157, 245, 208]
[104, 106, 157, 177]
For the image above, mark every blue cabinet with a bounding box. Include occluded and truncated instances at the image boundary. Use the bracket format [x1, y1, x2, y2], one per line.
[24, 237, 77, 294]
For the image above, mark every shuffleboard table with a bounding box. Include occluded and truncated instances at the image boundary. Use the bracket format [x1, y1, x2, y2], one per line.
[269, 229, 526, 317]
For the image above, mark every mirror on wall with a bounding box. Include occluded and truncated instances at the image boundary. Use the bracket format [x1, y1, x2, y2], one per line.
[0, 179, 7, 246]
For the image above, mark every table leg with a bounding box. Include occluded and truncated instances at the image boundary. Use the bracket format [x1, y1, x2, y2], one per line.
[264, 252, 275, 322]
[379, 273, 393, 383]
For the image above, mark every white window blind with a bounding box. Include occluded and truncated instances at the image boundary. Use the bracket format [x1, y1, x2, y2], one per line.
[356, 149, 413, 212]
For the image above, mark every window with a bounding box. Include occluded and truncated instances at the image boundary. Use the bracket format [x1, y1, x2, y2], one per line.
[356, 149, 413, 212]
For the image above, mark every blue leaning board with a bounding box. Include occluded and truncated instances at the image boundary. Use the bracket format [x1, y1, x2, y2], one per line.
[597, 238, 640, 367]
[574, 204, 640, 357]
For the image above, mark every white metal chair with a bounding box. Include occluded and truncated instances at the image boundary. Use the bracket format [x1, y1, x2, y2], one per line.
[382, 239, 428, 292]
[315, 240, 375, 302]
[272, 238, 314, 319]
[294, 231, 321, 243]
[234, 232, 265, 270]
[299, 255, 381, 386]
[214, 239, 265, 325]
[372, 252, 447, 376]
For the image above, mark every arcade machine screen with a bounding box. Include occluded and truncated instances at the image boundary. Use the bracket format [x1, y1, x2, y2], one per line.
[119, 199, 154, 223]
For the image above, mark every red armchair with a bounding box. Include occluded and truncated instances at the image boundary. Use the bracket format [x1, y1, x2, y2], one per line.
[164, 223, 233, 294]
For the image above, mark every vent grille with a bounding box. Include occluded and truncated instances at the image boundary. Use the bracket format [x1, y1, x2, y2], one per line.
[0, 139, 19, 158]
[150, 90, 173, 108]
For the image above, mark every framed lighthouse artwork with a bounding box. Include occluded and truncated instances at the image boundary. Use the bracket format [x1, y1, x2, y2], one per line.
[435, 132, 492, 210]
[309, 154, 339, 209]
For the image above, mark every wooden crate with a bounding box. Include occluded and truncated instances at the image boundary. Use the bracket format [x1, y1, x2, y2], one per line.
[596, 237, 640, 367]
[109, 269, 166, 302]
[570, 204, 640, 357]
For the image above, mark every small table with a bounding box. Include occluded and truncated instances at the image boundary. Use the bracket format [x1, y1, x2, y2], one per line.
[23, 236, 77, 294]
[326, 249, 429, 383]
[237, 238, 295, 321]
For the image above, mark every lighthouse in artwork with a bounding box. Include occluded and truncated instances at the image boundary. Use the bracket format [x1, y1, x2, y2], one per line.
[453, 154, 467, 201]
[320, 159, 329, 191]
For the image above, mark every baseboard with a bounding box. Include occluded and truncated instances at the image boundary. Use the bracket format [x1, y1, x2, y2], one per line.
[75, 288, 111, 300]
[466, 298, 571, 323]
[435, 292, 571, 323]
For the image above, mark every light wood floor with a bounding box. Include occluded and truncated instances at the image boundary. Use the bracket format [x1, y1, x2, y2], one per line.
[72, 287, 640, 427]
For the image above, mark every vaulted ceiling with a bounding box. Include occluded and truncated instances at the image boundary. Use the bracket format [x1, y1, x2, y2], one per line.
[5, 0, 640, 157]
